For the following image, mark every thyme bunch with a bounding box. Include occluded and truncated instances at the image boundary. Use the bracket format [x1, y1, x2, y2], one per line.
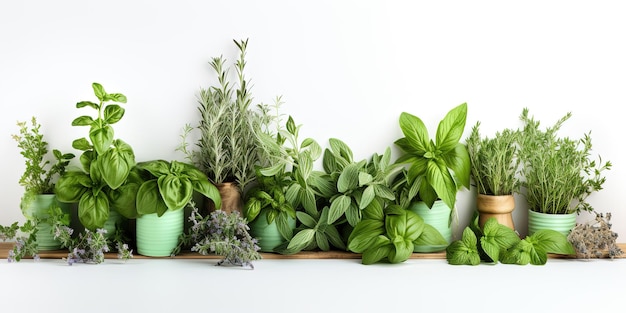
[519, 108, 611, 214]
[466, 122, 521, 195]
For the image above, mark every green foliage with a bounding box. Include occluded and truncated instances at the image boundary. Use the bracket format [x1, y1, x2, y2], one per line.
[180, 39, 269, 192]
[519, 108, 611, 214]
[446, 217, 575, 265]
[347, 201, 447, 264]
[323, 138, 402, 227]
[254, 115, 330, 216]
[1, 220, 38, 262]
[466, 122, 521, 196]
[243, 167, 297, 242]
[276, 206, 346, 254]
[12, 117, 75, 214]
[394, 103, 471, 209]
[54, 82, 136, 230]
[134, 160, 222, 216]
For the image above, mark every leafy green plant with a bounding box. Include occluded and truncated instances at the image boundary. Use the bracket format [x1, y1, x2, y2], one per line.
[322, 138, 402, 227]
[347, 200, 447, 264]
[1, 220, 38, 262]
[244, 167, 296, 244]
[518, 108, 611, 214]
[174, 202, 261, 269]
[55, 82, 137, 230]
[133, 160, 222, 216]
[446, 217, 575, 265]
[179, 39, 268, 193]
[466, 122, 521, 195]
[278, 206, 347, 254]
[12, 117, 75, 213]
[246, 114, 334, 253]
[253, 115, 331, 217]
[394, 103, 471, 209]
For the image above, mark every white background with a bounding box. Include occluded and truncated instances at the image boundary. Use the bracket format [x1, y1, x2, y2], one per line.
[2, 0, 625, 241]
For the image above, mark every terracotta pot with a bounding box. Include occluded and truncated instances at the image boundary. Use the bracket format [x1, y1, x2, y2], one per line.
[476, 194, 515, 231]
[207, 182, 243, 214]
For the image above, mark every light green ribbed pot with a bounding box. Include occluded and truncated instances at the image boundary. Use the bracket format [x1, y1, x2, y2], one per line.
[136, 209, 184, 257]
[22, 194, 70, 251]
[528, 209, 576, 236]
[408, 200, 453, 253]
[249, 212, 296, 252]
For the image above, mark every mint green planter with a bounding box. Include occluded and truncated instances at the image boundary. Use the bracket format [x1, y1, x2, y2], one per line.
[249, 212, 296, 252]
[22, 194, 70, 251]
[408, 200, 453, 253]
[136, 209, 184, 257]
[528, 210, 576, 237]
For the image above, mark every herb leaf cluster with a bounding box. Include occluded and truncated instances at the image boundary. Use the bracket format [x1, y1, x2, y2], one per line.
[446, 217, 575, 265]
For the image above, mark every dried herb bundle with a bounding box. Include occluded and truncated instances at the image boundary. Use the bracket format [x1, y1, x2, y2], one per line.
[568, 212, 623, 259]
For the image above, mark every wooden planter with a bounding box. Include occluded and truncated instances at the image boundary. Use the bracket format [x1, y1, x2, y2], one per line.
[476, 194, 515, 231]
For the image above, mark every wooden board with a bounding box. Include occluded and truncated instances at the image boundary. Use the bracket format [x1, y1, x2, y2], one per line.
[2, 242, 625, 260]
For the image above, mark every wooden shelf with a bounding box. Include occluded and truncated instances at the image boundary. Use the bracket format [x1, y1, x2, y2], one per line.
[2, 242, 624, 260]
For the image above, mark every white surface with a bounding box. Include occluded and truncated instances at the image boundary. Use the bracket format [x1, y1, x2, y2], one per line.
[2, 257, 625, 312]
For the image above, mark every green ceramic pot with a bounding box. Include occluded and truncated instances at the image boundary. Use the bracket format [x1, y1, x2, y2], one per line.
[528, 209, 576, 236]
[136, 209, 184, 257]
[408, 200, 453, 253]
[249, 212, 296, 252]
[22, 194, 70, 251]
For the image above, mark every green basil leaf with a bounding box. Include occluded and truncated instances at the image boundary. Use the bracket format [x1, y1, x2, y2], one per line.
[104, 104, 125, 125]
[92, 82, 106, 101]
[157, 175, 193, 211]
[72, 115, 95, 127]
[89, 124, 114, 155]
[78, 191, 109, 230]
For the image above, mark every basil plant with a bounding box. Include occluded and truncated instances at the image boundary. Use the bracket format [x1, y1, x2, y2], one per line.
[348, 200, 447, 264]
[134, 160, 222, 216]
[394, 103, 471, 209]
[55, 83, 137, 230]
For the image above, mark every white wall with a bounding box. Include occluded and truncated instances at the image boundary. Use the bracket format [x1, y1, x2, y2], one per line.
[1, 0, 625, 240]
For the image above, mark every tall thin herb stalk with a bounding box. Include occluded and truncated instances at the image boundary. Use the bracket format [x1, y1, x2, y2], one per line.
[466, 122, 520, 196]
[518, 108, 611, 214]
[179, 39, 268, 192]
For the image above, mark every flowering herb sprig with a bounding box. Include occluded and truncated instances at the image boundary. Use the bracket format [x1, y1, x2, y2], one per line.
[49, 206, 133, 265]
[174, 201, 261, 269]
[1, 220, 39, 262]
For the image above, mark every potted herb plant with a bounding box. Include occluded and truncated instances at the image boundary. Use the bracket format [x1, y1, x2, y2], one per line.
[347, 199, 448, 265]
[393, 103, 471, 252]
[466, 121, 521, 231]
[179, 39, 268, 215]
[322, 138, 402, 228]
[55, 82, 137, 235]
[132, 159, 222, 257]
[245, 112, 332, 253]
[12, 116, 75, 250]
[518, 108, 611, 236]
